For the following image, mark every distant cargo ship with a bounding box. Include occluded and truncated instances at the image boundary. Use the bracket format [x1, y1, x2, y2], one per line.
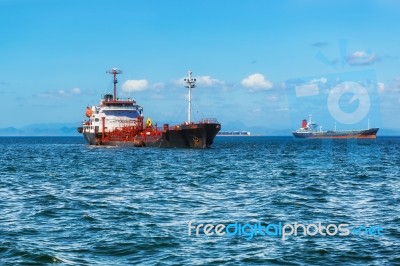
[77, 69, 220, 148]
[218, 131, 251, 136]
[292, 115, 379, 139]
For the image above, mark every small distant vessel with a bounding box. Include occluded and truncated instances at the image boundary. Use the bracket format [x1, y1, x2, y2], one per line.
[292, 115, 379, 139]
[77, 68, 220, 148]
[218, 131, 251, 136]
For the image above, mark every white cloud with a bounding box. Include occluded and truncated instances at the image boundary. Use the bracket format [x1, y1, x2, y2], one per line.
[379, 78, 400, 94]
[295, 83, 319, 97]
[278, 82, 287, 89]
[346, 50, 379, 66]
[70, 87, 81, 94]
[392, 78, 400, 92]
[174, 75, 225, 89]
[196, 76, 225, 87]
[173, 78, 186, 87]
[241, 73, 273, 91]
[377, 82, 385, 93]
[294, 77, 327, 97]
[275, 107, 289, 112]
[328, 81, 369, 97]
[152, 82, 165, 90]
[310, 77, 327, 84]
[122, 79, 149, 92]
[37, 87, 81, 98]
[265, 95, 279, 102]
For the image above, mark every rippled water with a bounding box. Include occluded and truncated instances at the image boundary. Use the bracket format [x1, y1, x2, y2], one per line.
[0, 136, 399, 265]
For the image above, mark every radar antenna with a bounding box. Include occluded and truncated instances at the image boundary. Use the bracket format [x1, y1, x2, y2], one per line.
[184, 70, 196, 123]
[106, 68, 123, 101]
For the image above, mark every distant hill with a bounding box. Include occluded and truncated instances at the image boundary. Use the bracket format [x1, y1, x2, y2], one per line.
[221, 121, 292, 136]
[378, 128, 400, 136]
[0, 123, 80, 136]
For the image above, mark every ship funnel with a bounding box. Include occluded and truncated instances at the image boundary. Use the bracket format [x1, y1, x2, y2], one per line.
[302, 119, 307, 128]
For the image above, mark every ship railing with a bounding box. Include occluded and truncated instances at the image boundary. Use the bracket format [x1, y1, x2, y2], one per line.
[199, 118, 219, 124]
[101, 105, 140, 110]
[102, 96, 136, 102]
[103, 98, 136, 103]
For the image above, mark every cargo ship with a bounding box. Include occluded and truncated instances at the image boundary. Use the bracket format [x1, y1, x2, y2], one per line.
[292, 115, 379, 139]
[218, 131, 251, 136]
[77, 68, 220, 148]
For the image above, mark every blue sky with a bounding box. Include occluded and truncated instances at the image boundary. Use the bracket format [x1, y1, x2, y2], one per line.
[1, 0, 399, 131]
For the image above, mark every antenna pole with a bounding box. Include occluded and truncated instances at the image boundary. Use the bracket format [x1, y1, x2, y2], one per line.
[184, 70, 196, 123]
[188, 82, 191, 123]
[107, 68, 123, 101]
[113, 72, 117, 100]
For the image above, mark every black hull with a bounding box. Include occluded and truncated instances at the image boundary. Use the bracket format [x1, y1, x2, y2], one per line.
[143, 123, 220, 148]
[82, 123, 220, 148]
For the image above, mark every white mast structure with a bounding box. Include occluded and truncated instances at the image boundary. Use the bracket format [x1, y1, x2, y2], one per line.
[184, 70, 196, 123]
[106, 68, 122, 101]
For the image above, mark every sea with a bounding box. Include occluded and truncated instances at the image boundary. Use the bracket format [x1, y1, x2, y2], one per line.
[0, 136, 399, 265]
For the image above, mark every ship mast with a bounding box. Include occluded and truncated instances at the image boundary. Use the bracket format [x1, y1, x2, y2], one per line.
[184, 70, 196, 123]
[107, 68, 123, 101]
